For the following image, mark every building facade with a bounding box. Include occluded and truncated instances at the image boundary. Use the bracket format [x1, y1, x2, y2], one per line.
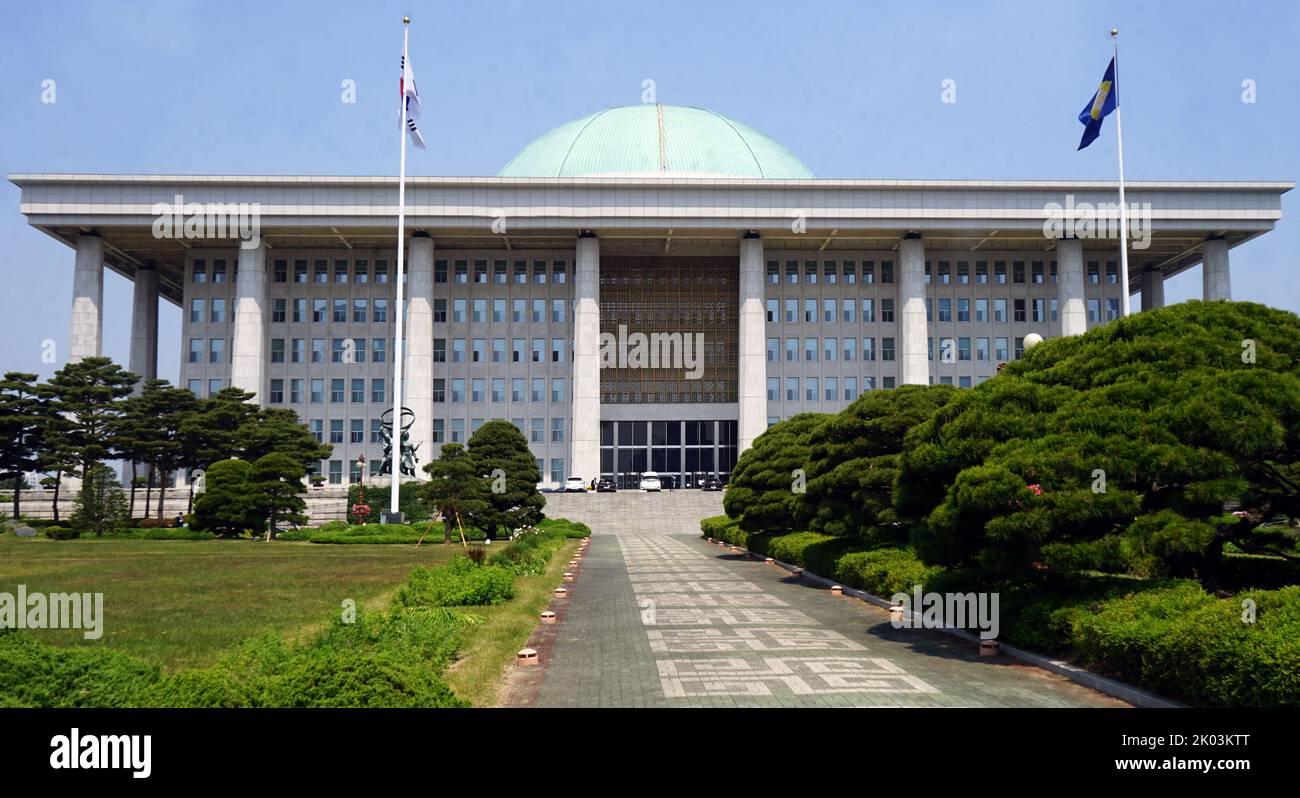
[10, 104, 1291, 488]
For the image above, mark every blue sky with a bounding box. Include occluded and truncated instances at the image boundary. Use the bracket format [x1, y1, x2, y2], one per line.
[1, 0, 1296, 383]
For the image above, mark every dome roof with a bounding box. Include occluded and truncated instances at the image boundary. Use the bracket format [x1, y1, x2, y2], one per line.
[498, 104, 814, 179]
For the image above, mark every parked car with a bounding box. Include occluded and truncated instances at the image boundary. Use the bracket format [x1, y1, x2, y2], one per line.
[639, 471, 662, 492]
[700, 476, 723, 491]
[596, 478, 618, 492]
[563, 476, 588, 493]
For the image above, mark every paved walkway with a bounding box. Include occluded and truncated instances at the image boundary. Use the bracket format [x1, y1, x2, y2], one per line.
[518, 492, 1127, 708]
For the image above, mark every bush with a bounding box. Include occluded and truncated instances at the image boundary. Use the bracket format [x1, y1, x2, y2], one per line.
[101, 527, 215, 541]
[308, 521, 445, 545]
[0, 629, 158, 708]
[135, 517, 179, 529]
[834, 549, 944, 597]
[396, 558, 516, 607]
[347, 482, 429, 523]
[42, 526, 80, 540]
[701, 515, 743, 545]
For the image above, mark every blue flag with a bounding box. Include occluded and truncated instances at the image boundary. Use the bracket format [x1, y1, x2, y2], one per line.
[1077, 57, 1118, 150]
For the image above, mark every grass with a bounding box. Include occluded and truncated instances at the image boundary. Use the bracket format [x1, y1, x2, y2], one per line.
[0, 534, 459, 671]
[444, 538, 581, 706]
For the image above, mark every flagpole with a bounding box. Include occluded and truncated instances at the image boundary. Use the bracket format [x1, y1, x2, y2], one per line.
[390, 16, 410, 516]
[1112, 27, 1131, 317]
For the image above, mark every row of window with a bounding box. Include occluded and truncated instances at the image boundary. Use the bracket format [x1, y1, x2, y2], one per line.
[765, 334, 1043, 365]
[192, 257, 572, 287]
[192, 297, 572, 326]
[263, 377, 570, 405]
[189, 335, 578, 366]
[304, 416, 568, 446]
[767, 375, 992, 402]
[766, 259, 1121, 286]
[316, 454, 568, 484]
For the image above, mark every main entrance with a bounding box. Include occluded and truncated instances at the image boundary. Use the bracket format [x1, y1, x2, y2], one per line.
[599, 419, 738, 488]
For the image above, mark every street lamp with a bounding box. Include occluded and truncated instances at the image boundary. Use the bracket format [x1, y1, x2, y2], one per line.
[356, 454, 366, 485]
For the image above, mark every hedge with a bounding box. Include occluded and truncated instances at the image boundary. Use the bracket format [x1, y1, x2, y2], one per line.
[396, 557, 516, 607]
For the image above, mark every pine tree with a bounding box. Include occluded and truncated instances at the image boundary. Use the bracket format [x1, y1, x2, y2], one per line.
[0, 372, 47, 520]
[44, 357, 137, 481]
[248, 453, 307, 541]
[70, 463, 130, 536]
[723, 413, 828, 534]
[423, 443, 489, 544]
[465, 420, 543, 539]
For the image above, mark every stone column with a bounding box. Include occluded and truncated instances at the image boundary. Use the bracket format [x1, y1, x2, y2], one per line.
[129, 265, 159, 382]
[737, 234, 766, 453]
[571, 234, 601, 482]
[230, 242, 267, 402]
[1203, 236, 1231, 300]
[899, 233, 928, 385]
[1141, 267, 1165, 311]
[404, 234, 434, 477]
[70, 233, 104, 362]
[1058, 238, 1086, 336]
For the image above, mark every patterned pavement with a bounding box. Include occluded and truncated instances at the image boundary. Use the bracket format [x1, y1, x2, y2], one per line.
[518, 492, 1127, 708]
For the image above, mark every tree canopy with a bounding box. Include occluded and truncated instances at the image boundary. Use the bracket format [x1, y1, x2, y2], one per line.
[723, 413, 829, 534]
[897, 301, 1300, 585]
[464, 421, 543, 539]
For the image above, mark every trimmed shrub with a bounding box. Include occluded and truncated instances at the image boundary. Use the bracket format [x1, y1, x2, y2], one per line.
[42, 526, 80, 540]
[701, 515, 743, 545]
[396, 557, 515, 607]
[833, 548, 944, 597]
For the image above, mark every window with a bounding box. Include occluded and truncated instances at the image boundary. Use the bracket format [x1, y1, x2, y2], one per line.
[291, 338, 304, 363]
[994, 261, 1007, 284]
[804, 338, 817, 362]
[823, 337, 836, 362]
[474, 261, 488, 284]
[210, 298, 226, 324]
[823, 298, 835, 323]
[208, 339, 224, 363]
[1106, 297, 1120, 321]
[472, 299, 486, 324]
[512, 299, 525, 323]
[532, 299, 545, 323]
[189, 299, 205, 324]
[994, 299, 1007, 323]
[208, 378, 222, 396]
[268, 380, 284, 404]
[453, 299, 466, 323]
[309, 419, 323, 441]
[844, 261, 857, 284]
[290, 379, 302, 404]
[271, 298, 286, 324]
[957, 298, 970, 323]
[310, 379, 324, 404]
[1088, 298, 1101, 322]
[331, 338, 346, 363]
[330, 420, 344, 444]
[375, 260, 389, 284]
[843, 337, 857, 362]
[451, 379, 465, 403]
[766, 338, 778, 362]
[312, 299, 326, 323]
[824, 261, 837, 284]
[975, 261, 988, 284]
[958, 337, 971, 362]
[334, 259, 348, 284]
[534, 260, 548, 284]
[352, 299, 367, 323]
[880, 299, 894, 323]
[551, 418, 565, 443]
[766, 299, 777, 323]
[491, 338, 504, 363]
[493, 260, 507, 284]
[270, 338, 285, 363]
[314, 260, 328, 283]
[433, 379, 445, 403]
[188, 338, 202, 363]
[551, 299, 565, 324]
[1013, 261, 1026, 283]
[192, 261, 207, 283]
[1014, 299, 1026, 323]
[784, 299, 797, 323]
[881, 337, 895, 361]
[431, 419, 444, 443]
[551, 379, 565, 402]
[435, 260, 448, 283]
[785, 378, 798, 401]
[975, 298, 988, 322]
[331, 379, 344, 404]
[371, 338, 386, 362]
[371, 378, 385, 403]
[350, 419, 364, 444]
[977, 337, 990, 362]
[1033, 298, 1045, 323]
[491, 378, 505, 403]
[805, 377, 818, 401]
[825, 376, 837, 401]
[766, 261, 779, 284]
[766, 378, 778, 401]
[354, 260, 369, 284]
[530, 418, 544, 443]
[513, 260, 527, 284]
[550, 459, 565, 484]
[551, 339, 565, 362]
[492, 299, 505, 324]
[293, 260, 307, 283]
[212, 260, 227, 283]
[293, 298, 306, 323]
[454, 261, 468, 283]
[511, 378, 524, 402]
[785, 338, 798, 362]
[351, 378, 365, 403]
[451, 419, 465, 443]
[531, 378, 544, 402]
[804, 299, 816, 323]
[472, 339, 485, 363]
[374, 299, 389, 323]
[532, 339, 544, 363]
[938, 298, 951, 323]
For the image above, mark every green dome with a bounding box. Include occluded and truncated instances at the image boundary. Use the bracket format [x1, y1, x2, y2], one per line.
[498, 104, 814, 179]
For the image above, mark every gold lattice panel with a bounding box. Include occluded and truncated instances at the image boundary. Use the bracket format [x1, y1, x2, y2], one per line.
[599, 256, 738, 404]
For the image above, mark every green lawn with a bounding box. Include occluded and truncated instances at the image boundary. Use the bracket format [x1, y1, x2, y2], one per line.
[0, 535, 458, 671]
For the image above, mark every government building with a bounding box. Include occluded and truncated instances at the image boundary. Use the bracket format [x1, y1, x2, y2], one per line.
[10, 104, 1291, 488]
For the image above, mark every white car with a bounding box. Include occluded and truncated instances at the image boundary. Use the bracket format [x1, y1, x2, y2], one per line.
[563, 476, 588, 493]
[639, 471, 662, 492]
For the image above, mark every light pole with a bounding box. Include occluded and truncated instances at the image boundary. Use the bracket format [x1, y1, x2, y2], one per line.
[356, 454, 367, 486]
